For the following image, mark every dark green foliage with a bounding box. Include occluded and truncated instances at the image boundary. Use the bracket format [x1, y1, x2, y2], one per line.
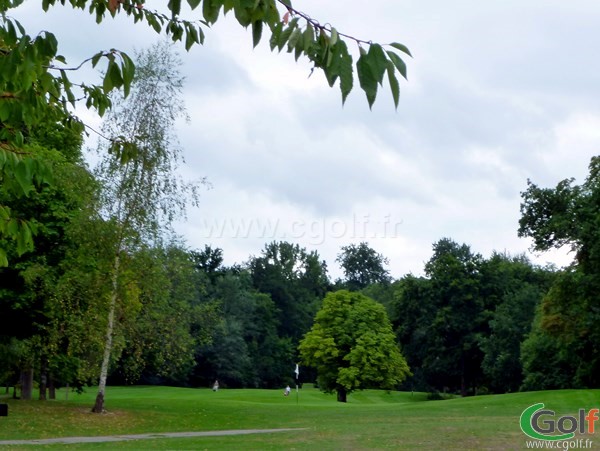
[478, 252, 555, 393]
[390, 240, 554, 395]
[0, 123, 99, 395]
[113, 245, 218, 386]
[519, 156, 600, 389]
[249, 241, 330, 344]
[421, 239, 484, 396]
[192, 263, 294, 388]
[360, 281, 397, 316]
[191, 245, 225, 284]
[388, 274, 435, 391]
[520, 304, 584, 391]
[245, 293, 295, 387]
[336, 242, 390, 291]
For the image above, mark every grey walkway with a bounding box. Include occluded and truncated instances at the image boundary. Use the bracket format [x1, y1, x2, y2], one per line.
[0, 428, 307, 445]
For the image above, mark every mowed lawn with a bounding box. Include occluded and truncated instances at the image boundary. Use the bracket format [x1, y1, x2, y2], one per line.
[0, 386, 598, 450]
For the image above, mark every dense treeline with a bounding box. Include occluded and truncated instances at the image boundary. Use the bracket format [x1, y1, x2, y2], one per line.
[0, 206, 579, 398]
[4, 143, 600, 397]
[369, 242, 556, 395]
[3, 123, 599, 399]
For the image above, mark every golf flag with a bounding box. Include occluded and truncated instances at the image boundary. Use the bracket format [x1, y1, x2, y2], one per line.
[294, 364, 299, 379]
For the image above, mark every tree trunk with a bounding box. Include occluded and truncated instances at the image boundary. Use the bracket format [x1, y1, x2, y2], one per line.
[48, 375, 56, 400]
[336, 388, 347, 403]
[39, 358, 47, 401]
[92, 253, 120, 413]
[92, 391, 105, 413]
[460, 353, 467, 397]
[20, 368, 33, 400]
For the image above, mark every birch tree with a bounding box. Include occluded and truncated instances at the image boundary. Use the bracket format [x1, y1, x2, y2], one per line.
[91, 40, 200, 413]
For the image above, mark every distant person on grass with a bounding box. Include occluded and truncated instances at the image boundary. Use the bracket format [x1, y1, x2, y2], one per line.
[212, 380, 219, 392]
[284, 385, 291, 396]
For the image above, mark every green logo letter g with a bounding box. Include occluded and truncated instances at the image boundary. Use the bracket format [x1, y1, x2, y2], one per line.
[520, 403, 575, 441]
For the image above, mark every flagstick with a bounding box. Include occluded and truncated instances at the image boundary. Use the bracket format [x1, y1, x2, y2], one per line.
[294, 363, 300, 405]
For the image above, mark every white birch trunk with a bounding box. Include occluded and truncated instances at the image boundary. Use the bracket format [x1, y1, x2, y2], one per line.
[92, 252, 120, 413]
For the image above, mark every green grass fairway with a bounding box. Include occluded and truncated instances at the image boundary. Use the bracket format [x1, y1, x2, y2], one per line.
[0, 386, 598, 449]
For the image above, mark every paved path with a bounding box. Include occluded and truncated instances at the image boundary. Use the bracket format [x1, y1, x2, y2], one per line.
[0, 428, 307, 445]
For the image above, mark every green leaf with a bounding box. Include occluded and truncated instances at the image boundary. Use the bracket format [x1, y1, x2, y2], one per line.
[287, 27, 302, 53]
[323, 40, 347, 87]
[386, 61, 399, 109]
[330, 27, 338, 46]
[31, 158, 53, 186]
[294, 37, 303, 61]
[4, 19, 17, 46]
[252, 20, 262, 48]
[95, 2, 106, 22]
[187, 0, 201, 8]
[168, 21, 185, 41]
[13, 131, 24, 149]
[324, 45, 332, 67]
[14, 160, 34, 196]
[168, 0, 182, 16]
[14, 18, 26, 36]
[103, 62, 115, 93]
[277, 18, 298, 51]
[269, 20, 283, 51]
[386, 50, 407, 80]
[0, 248, 7, 267]
[366, 44, 388, 86]
[91, 51, 103, 68]
[203, 0, 221, 23]
[357, 53, 377, 109]
[338, 41, 353, 105]
[147, 13, 162, 33]
[7, 219, 18, 237]
[0, 205, 10, 222]
[42, 31, 58, 57]
[224, 0, 235, 13]
[303, 22, 314, 53]
[389, 42, 412, 57]
[16, 221, 34, 256]
[120, 52, 135, 97]
[185, 24, 199, 50]
[108, 61, 124, 90]
[0, 101, 10, 122]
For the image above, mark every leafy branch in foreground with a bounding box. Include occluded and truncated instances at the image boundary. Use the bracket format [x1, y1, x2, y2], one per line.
[272, 0, 411, 108]
[43, 0, 411, 108]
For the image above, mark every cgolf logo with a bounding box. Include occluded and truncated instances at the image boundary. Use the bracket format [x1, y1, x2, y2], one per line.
[520, 403, 599, 441]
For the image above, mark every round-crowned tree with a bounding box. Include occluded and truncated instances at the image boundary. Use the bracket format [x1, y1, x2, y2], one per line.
[298, 290, 410, 402]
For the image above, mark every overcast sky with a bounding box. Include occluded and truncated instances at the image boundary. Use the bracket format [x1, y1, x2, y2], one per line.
[13, 1, 600, 279]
